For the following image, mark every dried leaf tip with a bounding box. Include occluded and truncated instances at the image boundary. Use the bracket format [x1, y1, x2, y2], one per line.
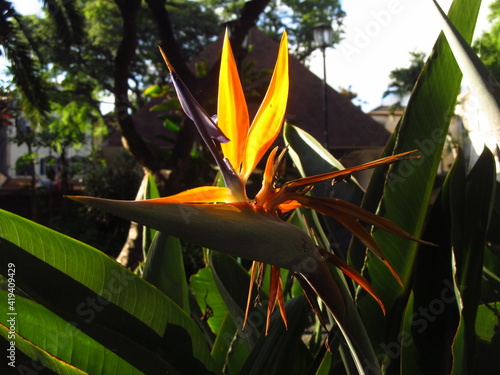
[158, 46, 175, 73]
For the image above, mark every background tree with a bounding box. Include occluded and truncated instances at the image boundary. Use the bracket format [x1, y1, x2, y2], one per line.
[383, 51, 426, 108]
[7, 0, 344, 194]
[474, 0, 500, 81]
[0, 0, 84, 121]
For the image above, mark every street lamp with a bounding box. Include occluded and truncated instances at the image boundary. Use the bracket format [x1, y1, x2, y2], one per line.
[313, 23, 333, 149]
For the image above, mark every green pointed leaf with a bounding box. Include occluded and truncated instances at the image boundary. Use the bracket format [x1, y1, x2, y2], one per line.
[143, 232, 190, 313]
[399, 151, 464, 374]
[283, 122, 364, 204]
[432, 0, 500, 146]
[355, 0, 482, 367]
[450, 147, 496, 374]
[0, 209, 219, 374]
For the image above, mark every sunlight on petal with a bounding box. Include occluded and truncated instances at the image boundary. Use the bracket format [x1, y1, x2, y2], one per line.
[283, 150, 419, 190]
[277, 200, 302, 213]
[218, 30, 249, 171]
[150, 186, 238, 203]
[242, 32, 289, 180]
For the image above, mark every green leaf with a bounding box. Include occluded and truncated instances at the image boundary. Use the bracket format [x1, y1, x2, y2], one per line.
[210, 312, 249, 374]
[1, 324, 89, 375]
[143, 232, 190, 314]
[432, 0, 500, 146]
[0, 291, 147, 374]
[475, 302, 500, 342]
[399, 150, 464, 375]
[0, 209, 219, 374]
[143, 84, 163, 96]
[210, 252, 264, 350]
[355, 0, 482, 367]
[164, 118, 181, 133]
[190, 266, 227, 335]
[450, 147, 496, 374]
[400, 146, 496, 374]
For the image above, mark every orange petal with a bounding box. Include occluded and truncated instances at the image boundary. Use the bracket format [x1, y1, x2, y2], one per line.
[254, 147, 279, 204]
[318, 248, 385, 314]
[241, 32, 289, 180]
[243, 261, 259, 330]
[218, 30, 249, 171]
[151, 186, 239, 203]
[266, 266, 282, 335]
[275, 273, 288, 330]
[293, 194, 404, 287]
[283, 150, 419, 190]
[313, 197, 435, 246]
[277, 200, 302, 213]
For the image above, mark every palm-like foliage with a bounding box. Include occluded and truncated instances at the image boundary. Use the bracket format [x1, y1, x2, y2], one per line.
[0, 0, 83, 117]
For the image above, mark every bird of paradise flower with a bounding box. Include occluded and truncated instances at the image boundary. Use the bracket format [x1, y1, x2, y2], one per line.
[69, 30, 429, 344]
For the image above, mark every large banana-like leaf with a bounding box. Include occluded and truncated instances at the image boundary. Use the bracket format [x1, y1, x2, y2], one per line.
[0, 209, 219, 374]
[0, 291, 151, 374]
[354, 0, 482, 367]
[0, 324, 89, 375]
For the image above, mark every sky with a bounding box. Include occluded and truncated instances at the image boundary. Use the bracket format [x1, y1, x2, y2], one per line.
[6, 0, 497, 112]
[308, 0, 495, 111]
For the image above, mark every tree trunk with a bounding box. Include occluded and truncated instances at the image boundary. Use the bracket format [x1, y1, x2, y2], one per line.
[113, 0, 170, 190]
[115, 172, 147, 269]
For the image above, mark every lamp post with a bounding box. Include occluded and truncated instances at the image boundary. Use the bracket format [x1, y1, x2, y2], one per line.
[313, 23, 333, 150]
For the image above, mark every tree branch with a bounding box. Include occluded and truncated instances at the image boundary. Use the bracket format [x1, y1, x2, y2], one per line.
[113, 0, 164, 173]
[145, 0, 195, 84]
